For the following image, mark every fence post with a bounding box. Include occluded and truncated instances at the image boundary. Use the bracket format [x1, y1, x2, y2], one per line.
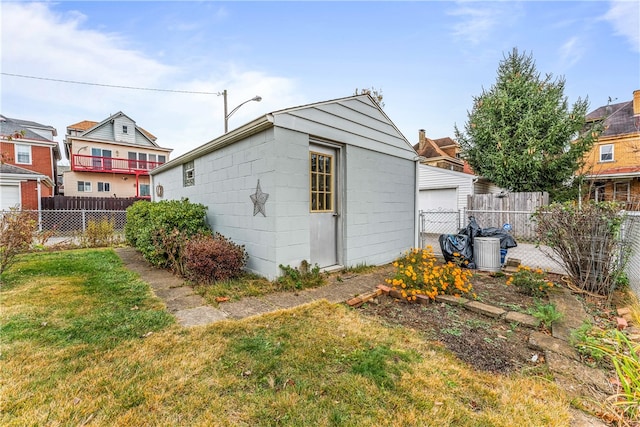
[82, 209, 86, 232]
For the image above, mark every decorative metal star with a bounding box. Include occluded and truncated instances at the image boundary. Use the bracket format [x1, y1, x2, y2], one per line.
[250, 179, 269, 217]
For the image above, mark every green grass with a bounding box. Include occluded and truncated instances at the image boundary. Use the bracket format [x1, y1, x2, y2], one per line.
[0, 249, 573, 426]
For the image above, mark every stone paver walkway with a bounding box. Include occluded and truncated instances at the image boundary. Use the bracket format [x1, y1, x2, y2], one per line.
[115, 247, 384, 327]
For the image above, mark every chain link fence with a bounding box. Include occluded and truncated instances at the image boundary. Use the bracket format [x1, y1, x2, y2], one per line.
[1, 209, 127, 246]
[419, 209, 640, 290]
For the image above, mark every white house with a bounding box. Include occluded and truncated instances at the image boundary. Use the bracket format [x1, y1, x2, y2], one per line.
[150, 95, 419, 279]
[418, 164, 502, 233]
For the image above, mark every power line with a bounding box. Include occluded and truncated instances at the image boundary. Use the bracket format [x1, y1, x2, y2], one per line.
[1, 72, 220, 95]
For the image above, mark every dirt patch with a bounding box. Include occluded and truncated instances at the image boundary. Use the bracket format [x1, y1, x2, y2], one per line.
[355, 271, 544, 373]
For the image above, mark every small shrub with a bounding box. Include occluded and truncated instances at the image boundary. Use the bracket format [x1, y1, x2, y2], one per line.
[385, 246, 474, 302]
[528, 300, 563, 330]
[81, 218, 119, 248]
[506, 265, 554, 298]
[0, 210, 37, 275]
[533, 201, 628, 297]
[125, 199, 211, 268]
[184, 233, 248, 283]
[276, 261, 325, 291]
[154, 228, 190, 275]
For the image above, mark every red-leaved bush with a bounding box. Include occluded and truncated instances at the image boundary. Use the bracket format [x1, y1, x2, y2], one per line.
[183, 233, 247, 283]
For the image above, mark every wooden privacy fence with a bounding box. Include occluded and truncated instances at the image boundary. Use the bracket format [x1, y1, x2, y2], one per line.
[41, 196, 148, 211]
[466, 192, 549, 242]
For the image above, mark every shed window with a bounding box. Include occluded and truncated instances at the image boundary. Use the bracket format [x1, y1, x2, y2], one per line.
[183, 161, 195, 187]
[600, 144, 613, 162]
[123, 125, 128, 134]
[309, 151, 333, 212]
[15, 144, 31, 164]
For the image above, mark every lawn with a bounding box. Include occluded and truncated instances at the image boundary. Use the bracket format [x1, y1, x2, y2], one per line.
[0, 249, 571, 426]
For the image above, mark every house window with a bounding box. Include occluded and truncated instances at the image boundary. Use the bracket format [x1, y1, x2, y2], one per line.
[614, 182, 630, 203]
[592, 182, 606, 202]
[15, 144, 31, 164]
[122, 125, 128, 134]
[97, 182, 111, 192]
[139, 184, 150, 197]
[309, 151, 333, 212]
[599, 144, 614, 162]
[138, 153, 147, 169]
[183, 161, 195, 187]
[91, 148, 112, 170]
[158, 155, 166, 164]
[78, 181, 92, 192]
[128, 152, 137, 169]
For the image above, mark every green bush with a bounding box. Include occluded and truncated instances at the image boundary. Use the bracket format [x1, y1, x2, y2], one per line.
[125, 199, 211, 268]
[184, 233, 248, 283]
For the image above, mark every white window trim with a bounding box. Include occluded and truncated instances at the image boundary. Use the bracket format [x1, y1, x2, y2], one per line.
[15, 144, 32, 164]
[183, 161, 195, 187]
[97, 182, 111, 192]
[78, 181, 92, 192]
[599, 144, 614, 162]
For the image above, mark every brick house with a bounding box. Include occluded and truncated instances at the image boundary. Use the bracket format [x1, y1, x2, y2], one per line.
[582, 90, 640, 209]
[0, 115, 60, 210]
[63, 112, 172, 198]
[413, 129, 464, 172]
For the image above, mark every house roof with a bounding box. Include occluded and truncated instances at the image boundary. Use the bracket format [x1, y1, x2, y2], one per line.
[0, 115, 57, 142]
[0, 162, 55, 187]
[586, 99, 639, 137]
[67, 113, 158, 142]
[586, 165, 640, 179]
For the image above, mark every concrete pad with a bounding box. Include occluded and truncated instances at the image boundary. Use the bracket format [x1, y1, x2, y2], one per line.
[165, 295, 208, 312]
[220, 298, 278, 319]
[175, 306, 229, 327]
[154, 286, 196, 301]
[504, 311, 540, 328]
[464, 301, 506, 318]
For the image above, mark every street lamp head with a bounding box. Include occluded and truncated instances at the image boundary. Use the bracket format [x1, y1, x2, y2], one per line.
[252, 96, 262, 102]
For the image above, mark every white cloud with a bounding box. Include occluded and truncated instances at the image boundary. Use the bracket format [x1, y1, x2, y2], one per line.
[448, 2, 522, 46]
[603, 0, 640, 52]
[558, 36, 585, 70]
[0, 2, 302, 158]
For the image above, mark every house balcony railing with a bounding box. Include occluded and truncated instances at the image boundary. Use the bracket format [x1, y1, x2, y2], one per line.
[71, 154, 164, 175]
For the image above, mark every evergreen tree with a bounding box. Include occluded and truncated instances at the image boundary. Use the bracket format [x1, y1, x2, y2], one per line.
[455, 48, 601, 196]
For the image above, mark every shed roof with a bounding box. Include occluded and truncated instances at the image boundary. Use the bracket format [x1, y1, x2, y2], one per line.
[152, 94, 416, 175]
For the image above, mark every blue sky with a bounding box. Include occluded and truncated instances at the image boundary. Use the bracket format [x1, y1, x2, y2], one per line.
[2, 1, 639, 161]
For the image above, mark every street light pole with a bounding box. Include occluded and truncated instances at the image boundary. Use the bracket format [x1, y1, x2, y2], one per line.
[222, 89, 262, 133]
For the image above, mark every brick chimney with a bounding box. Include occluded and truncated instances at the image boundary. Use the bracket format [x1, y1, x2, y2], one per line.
[418, 129, 427, 152]
[633, 89, 640, 116]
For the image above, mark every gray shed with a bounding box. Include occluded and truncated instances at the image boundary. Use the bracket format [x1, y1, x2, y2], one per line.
[150, 94, 419, 279]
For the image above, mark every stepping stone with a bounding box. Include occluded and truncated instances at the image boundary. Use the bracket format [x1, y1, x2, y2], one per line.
[464, 301, 506, 318]
[548, 288, 589, 342]
[436, 294, 469, 306]
[528, 331, 580, 360]
[504, 311, 540, 328]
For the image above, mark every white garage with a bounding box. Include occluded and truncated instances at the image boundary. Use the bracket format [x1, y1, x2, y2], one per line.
[0, 184, 20, 210]
[418, 187, 458, 212]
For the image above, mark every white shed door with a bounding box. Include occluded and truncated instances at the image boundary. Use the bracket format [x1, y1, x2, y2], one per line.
[309, 145, 338, 268]
[1, 184, 21, 210]
[419, 188, 457, 212]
